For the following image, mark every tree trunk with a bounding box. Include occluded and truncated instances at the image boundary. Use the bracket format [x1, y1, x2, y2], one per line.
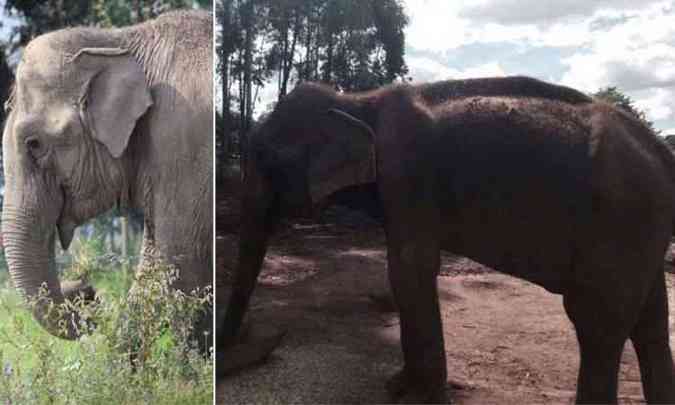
[241, 0, 254, 170]
[221, 0, 232, 179]
[303, 12, 313, 81]
[280, 11, 300, 98]
[278, 9, 289, 99]
[133, 0, 144, 22]
[323, 33, 334, 82]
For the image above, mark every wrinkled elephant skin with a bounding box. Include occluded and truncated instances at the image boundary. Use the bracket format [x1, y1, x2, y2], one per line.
[2, 11, 213, 343]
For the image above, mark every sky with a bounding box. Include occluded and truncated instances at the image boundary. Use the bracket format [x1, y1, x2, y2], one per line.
[0, 0, 19, 38]
[403, 0, 675, 134]
[3, 1, 674, 134]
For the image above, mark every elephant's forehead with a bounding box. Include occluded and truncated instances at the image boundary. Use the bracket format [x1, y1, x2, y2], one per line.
[15, 60, 81, 113]
[20, 36, 67, 79]
[18, 37, 84, 91]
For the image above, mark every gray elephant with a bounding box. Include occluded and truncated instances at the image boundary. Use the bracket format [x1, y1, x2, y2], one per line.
[2, 11, 213, 342]
[220, 77, 675, 403]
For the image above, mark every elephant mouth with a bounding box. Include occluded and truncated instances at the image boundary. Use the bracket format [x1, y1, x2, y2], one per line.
[56, 219, 76, 251]
[58, 187, 106, 226]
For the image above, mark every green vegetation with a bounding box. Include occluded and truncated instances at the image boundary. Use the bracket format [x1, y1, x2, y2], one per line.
[593, 86, 661, 135]
[0, 235, 213, 405]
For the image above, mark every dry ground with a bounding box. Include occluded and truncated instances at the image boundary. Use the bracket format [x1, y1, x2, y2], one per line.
[216, 179, 675, 404]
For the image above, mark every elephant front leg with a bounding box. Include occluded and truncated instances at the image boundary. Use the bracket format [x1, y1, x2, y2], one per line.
[385, 236, 447, 403]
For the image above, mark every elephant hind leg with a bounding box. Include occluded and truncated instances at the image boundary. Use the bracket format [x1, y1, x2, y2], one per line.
[630, 271, 675, 404]
[563, 287, 630, 404]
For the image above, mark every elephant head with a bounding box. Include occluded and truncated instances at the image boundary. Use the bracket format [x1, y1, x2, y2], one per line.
[2, 31, 151, 339]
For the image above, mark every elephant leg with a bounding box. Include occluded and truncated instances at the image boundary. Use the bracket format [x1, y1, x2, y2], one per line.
[563, 287, 630, 404]
[385, 237, 447, 403]
[630, 271, 675, 403]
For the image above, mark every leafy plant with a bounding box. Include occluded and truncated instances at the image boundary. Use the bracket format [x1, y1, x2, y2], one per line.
[0, 241, 212, 405]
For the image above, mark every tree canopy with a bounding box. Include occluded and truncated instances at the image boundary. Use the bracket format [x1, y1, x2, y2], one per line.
[593, 86, 660, 135]
[4, 0, 212, 51]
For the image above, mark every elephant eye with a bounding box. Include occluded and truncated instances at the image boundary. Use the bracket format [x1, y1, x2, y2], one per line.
[26, 138, 40, 149]
[25, 137, 46, 158]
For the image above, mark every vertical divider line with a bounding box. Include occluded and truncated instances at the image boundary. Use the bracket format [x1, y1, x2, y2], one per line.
[211, 3, 217, 403]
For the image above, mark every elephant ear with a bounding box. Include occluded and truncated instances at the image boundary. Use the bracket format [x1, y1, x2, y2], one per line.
[76, 48, 152, 158]
[307, 109, 377, 204]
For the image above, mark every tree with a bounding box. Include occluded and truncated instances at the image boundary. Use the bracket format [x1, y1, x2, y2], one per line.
[4, 0, 212, 46]
[92, 0, 212, 28]
[593, 87, 661, 135]
[216, 0, 237, 174]
[4, 0, 94, 51]
[215, 0, 409, 171]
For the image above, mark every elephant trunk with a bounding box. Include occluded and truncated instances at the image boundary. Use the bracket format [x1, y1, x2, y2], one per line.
[217, 153, 285, 377]
[2, 205, 82, 340]
[221, 158, 277, 347]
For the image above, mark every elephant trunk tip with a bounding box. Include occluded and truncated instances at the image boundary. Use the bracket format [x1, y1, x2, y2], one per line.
[27, 281, 98, 340]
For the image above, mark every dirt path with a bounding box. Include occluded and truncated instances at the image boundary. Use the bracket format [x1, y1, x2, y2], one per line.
[216, 189, 674, 404]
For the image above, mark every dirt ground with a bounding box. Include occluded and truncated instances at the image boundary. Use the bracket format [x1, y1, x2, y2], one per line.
[215, 184, 675, 404]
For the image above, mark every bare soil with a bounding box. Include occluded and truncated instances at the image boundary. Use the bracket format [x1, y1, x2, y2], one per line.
[216, 181, 675, 404]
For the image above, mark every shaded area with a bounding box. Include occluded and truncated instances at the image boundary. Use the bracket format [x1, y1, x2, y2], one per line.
[216, 178, 673, 404]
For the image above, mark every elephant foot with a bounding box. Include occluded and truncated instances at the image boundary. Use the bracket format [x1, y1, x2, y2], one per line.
[386, 368, 448, 404]
[368, 291, 398, 313]
[216, 323, 285, 378]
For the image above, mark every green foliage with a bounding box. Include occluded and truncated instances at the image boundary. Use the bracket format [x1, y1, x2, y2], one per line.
[92, 0, 213, 28]
[593, 86, 661, 135]
[4, 0, 212, 49]
[0, 245, 212, 404]
[4, 0, 95, 50]
[62, 235, 108, 282]
[0, 250, 8, 287]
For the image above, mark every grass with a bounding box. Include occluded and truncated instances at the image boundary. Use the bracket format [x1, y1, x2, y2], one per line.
[0, 237, 213, 404]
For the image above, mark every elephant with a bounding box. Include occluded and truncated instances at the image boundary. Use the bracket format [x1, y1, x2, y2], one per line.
[219, 76, 675, 403]
[2, 11, 213, 344]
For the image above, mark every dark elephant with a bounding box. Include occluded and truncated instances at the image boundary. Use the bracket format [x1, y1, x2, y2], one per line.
[219, 76, 675, 403]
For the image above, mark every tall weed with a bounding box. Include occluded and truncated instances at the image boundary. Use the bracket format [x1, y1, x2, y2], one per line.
[0, 243, 212, 404]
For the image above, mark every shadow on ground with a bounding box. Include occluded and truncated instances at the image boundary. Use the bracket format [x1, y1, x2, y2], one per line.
[216, 182, 671, 404]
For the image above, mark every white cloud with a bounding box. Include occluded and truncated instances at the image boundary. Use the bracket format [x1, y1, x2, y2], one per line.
[407, 56, 506, 82]
[557, 6, 675, 125]
[634, 88, 674, 121]
[403, 0, 472, 51]
[402, 0, 675, 127]
[404, 0, 675, 50]
[460, 0, 669, 26]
